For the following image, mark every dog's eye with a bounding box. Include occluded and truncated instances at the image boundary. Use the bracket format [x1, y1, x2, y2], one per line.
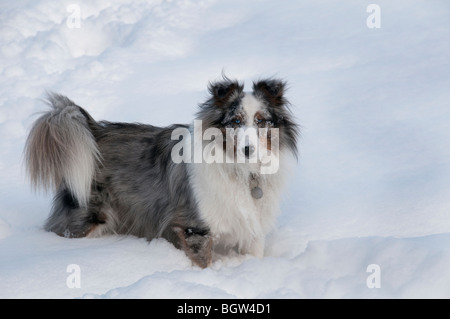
[234, 119, 241, 124]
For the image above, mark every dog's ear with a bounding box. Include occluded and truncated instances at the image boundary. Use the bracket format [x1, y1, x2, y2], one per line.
[208, 79, 243, 108]
[253, 79, 287, 107]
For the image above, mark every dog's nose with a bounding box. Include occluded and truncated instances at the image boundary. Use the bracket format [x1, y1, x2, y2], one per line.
[244, 145, 255, 158]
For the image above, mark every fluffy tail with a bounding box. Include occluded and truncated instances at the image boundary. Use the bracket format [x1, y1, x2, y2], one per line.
[24, 92, 101, 207]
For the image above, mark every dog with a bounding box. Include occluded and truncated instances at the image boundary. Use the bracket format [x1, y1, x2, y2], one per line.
[24, 77, 298, 268]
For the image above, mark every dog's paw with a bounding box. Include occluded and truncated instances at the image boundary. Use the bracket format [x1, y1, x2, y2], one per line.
[173, 227, 213, 268]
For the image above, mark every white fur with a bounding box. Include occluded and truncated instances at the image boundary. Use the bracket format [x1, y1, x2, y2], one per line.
[241, 94, 260, 120]
[60, 106, 101, 207]
[187, 93, 293, 257]
[188, 152, 291, 257]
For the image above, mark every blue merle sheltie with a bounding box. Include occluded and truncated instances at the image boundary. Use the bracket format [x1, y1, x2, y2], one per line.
[24, 76, 298, 268]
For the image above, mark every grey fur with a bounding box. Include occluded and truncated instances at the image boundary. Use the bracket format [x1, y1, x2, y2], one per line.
[25, 93, 212, 268]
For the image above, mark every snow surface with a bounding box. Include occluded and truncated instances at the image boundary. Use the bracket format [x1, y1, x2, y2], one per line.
[1, 0, 450, 299]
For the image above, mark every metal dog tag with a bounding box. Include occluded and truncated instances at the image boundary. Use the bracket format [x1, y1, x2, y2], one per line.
[251, 186, 263, 199]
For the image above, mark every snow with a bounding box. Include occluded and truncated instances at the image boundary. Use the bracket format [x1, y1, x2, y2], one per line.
[1, 0, 450, 299]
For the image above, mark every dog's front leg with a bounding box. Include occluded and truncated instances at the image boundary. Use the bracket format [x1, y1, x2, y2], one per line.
[173, 227, 213, 268]
[248, 237, 265, 259]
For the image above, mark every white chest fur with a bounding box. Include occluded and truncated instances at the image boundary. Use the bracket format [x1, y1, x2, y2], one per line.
[187, 159, 287, 257]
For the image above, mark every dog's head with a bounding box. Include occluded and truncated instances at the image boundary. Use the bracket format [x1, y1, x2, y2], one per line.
[196, 76, 298, 173]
